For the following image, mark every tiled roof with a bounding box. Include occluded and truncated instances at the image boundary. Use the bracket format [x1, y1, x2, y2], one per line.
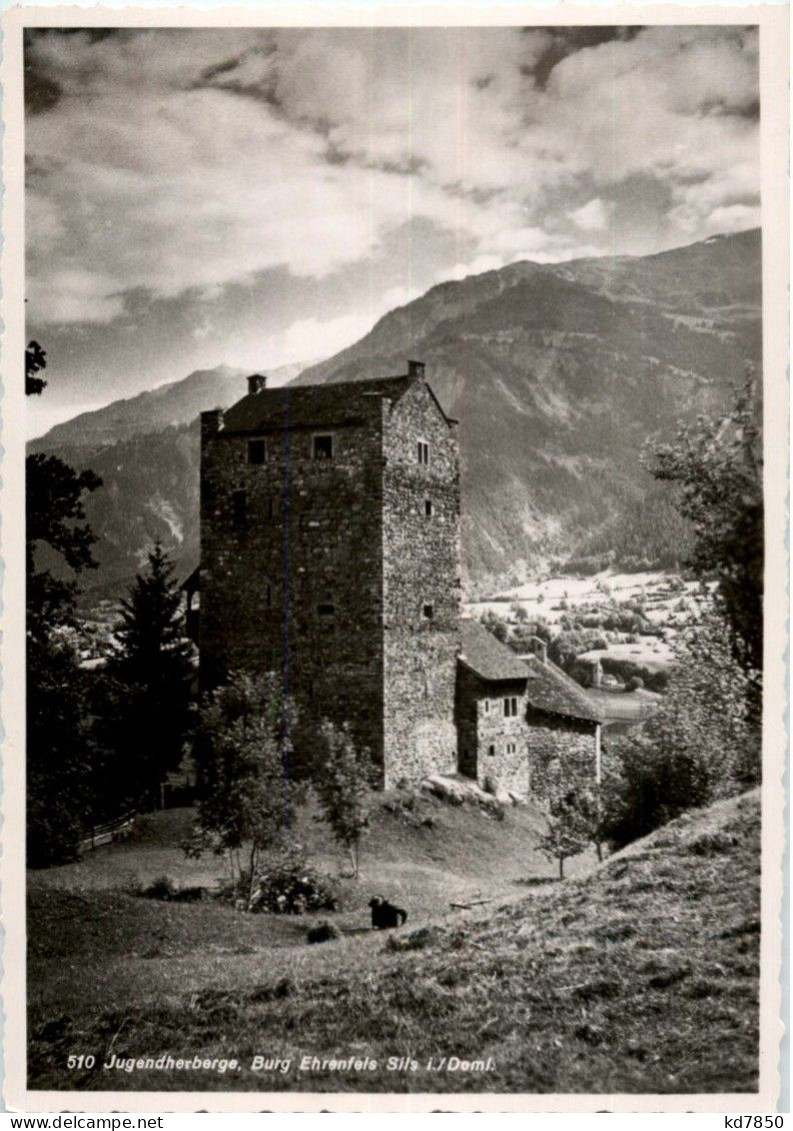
[522, 654, 605, 723]
[459, 619, 604, 722]
[459, 620, 532, 683]
[221, 375, 414, 434]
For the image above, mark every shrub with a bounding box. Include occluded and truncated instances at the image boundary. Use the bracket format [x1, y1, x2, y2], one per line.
[140, 875, 177, 900]
[307, 921, 342, 945]
[601, 613, 760, 848]
[626, 676, 644, 691]
[249, 851, 339, 915]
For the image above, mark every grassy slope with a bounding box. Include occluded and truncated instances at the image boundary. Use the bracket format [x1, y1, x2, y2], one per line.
[28, 790, 760, 1094]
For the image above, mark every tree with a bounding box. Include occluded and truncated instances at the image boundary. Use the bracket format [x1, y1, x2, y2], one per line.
[510, 601, 529, 624]
[26, 454, 102, 637]
[107, 543, 195, 809]
[188, 672, 303, 909]
[26, 344, 105, 863]
[538, 787, 592, 879]
[26, 339, 47, 396]
[602, 612, 759, 848]
[27, 633, 95, 865]
[313, 721, 377, 877]
[480, 608, 509, 643]
[648, 372, 763, 677]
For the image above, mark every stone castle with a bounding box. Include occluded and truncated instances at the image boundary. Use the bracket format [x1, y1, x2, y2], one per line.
[196, 362, 602, 794]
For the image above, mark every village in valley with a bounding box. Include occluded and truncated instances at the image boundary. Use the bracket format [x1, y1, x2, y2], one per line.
[21, 24, 765, 1101]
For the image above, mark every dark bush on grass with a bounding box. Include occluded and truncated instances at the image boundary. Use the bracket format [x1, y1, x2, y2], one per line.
[307, 921, 341, 944]
[140, 875, 177, 900]
[171, 886, 208, 902]
[250, 857, 339, 915]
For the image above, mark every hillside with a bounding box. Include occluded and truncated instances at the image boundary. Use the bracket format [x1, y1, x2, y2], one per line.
[28, 789, 760, 1094]
[29, 360, 308, 451]
[29, 230, 761, 597]
[293, 228, 761, 583]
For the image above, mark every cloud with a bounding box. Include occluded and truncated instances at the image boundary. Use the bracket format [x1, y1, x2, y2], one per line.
[25, 26, 759, 327]
[568, 198, 608, 232]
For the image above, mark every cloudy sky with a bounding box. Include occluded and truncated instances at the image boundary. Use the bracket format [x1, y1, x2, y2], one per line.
[24, 24, 760, 434]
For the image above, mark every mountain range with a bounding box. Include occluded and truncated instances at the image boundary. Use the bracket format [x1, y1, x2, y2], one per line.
[30, 228, 761, 601]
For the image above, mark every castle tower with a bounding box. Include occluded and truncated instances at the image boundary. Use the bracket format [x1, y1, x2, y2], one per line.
[198, 363, 461, 786]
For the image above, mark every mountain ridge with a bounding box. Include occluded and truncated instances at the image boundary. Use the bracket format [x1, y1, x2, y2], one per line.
[29, 228, 761, 599]
[30, 360, 309, 451]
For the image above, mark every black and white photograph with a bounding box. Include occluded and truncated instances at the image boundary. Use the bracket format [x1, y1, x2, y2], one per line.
[3, 8, 787, 1113]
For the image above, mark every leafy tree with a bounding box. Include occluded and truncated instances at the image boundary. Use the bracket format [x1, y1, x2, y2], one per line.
[538, 787, 592, 879]
[27, 633, 94, 865]
[648, 372, 763, 677]
[602, 612, 759, 848]
[26, 344, 105, 863]
[313, 721, 377, 877]
[106, 543, 195, 809]
[26, 454, 102, 637]
[26, 339, 47, 396]
[479, 608, 509, 643]
[510, 601, 529, 624]
[188, 672, 303, 909]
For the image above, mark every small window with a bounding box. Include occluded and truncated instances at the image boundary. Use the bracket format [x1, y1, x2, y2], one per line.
[317, 602, 336, 617]
[247, 439, 266, 465]
[506, 742, 516, 756]
[266, 497, 277, 519]
[231, 489, 247, 528]
[483, 699, 490, 715]
[313, 434, 334, 461]
[487, 744, 496, 758]
[417, 440, 430, 465]
[424, 498, 433, 518]
[422, 603, 434, 620]
[504, 696, 518, 718]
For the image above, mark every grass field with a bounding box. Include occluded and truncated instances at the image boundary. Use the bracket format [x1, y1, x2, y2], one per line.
[27, 789, 760, 1095]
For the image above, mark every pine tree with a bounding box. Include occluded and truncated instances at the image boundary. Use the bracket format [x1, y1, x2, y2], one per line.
[108, 543, 195, 809]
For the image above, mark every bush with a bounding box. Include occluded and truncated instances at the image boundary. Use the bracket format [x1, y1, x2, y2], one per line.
[249, 852, 339, 915]
[626, 676, 644, 691]
[307, 921, 342, 945]
[600, 613, 760, 849]
[140, 875, 178, 900]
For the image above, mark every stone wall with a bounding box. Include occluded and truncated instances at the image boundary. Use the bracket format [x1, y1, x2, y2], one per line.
[455, 666, 532, 796]
[199, 400, 387, 770]
[200, 374, 463, 789]
[381, 380, 461, 785]
[526, 711, 599, 798]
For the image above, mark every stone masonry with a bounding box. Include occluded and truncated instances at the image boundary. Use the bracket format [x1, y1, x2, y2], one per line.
[456, 665, 532, 796]
[199, 363, 461, 787]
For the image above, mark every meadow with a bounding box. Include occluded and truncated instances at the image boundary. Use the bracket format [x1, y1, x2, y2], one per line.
[28, 789, 760, 1095]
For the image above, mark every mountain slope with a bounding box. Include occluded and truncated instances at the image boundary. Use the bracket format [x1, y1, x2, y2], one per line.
[30, 361, 308, 452]
[294, 228, 761, 582]
[31, 230, 760, 598]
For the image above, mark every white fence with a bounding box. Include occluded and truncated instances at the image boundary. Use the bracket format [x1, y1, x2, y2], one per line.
[77, 809, 136, 853]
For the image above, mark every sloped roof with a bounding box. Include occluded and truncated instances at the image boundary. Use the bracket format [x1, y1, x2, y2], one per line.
[522, 654, 605, 723]
[459, 619, 604, 723]
[221, 374, 416, 434]
[459, 619, 532, 683]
